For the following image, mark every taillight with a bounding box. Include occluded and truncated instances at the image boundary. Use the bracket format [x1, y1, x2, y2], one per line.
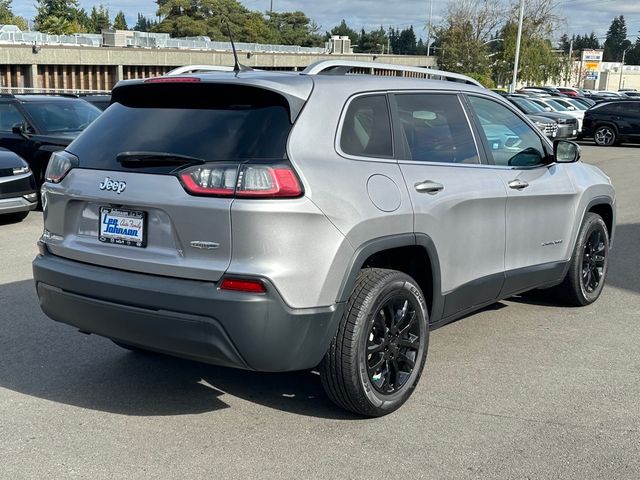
[178, 164, 303, 199]
[45, 151, 79, 183]
[220, 277, 266, 293]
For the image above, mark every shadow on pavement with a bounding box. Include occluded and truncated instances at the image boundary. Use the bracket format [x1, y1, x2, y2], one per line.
[0, 279, 357, 419]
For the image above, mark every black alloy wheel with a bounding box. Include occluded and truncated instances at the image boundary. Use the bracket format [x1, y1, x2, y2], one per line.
[582, 229, 606, 294]
[366, 295, 421, 395]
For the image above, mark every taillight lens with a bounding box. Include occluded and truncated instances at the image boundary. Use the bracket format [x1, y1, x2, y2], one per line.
[178, 164, 303, 199]
[45, 151, 79, 183]
[220, 277, 266, 293]
[179, 164, 238, 196]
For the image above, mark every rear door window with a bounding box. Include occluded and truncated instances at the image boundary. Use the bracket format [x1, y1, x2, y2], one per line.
[340, 95, 393, 158]
[395, 93, 479, 164]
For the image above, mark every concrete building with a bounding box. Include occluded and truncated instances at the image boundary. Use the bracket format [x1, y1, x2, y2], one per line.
[0, 26, 434, 93]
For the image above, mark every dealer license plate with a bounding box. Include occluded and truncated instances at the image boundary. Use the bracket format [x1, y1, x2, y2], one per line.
[99, 207, 146, 248]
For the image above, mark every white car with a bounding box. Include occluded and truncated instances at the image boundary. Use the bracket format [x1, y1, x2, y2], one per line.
[529, 98, 585, 131]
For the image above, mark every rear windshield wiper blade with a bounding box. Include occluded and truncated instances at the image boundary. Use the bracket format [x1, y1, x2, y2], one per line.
[116, 151, 206, 167]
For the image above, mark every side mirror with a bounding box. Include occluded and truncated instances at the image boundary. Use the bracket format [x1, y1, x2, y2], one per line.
[544, 107, 552, 112]
[554, 140, 580, 163]
[11, 124, 23, 135]
[567, 106, 576, 111]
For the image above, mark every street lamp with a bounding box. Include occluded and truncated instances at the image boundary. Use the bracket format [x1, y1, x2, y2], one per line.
[618, 44, 634, 90]
[510, 0, 525, 93]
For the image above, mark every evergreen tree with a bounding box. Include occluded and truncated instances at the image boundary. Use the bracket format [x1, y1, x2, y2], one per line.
[603, 15, 631, 61]
[89, 4, 110, 34]
[113, 11, 128, 30]
[327, 19, 359, 45]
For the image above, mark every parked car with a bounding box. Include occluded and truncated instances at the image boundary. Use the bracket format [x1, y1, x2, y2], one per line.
[528, 98, 584, 131]
[556, 87, 581, 97]
[620, 91, 640, 99]
[571, 96, 596, 108]
[0, 148, 37, 222]
[581, 100, 640, 146]
[33, 62, 615, 417]
[0, 94, 102, 188]
[507, 95, 579, 138]
[78, 94, 112, 111]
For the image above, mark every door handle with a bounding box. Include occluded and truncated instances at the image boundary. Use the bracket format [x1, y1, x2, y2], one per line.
[508, 179, 529, 190]
[415, 180, 444, 194]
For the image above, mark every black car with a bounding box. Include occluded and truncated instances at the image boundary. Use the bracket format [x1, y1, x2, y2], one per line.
[0, 148, 37, 222]
[0, 95, 101, 187]
[582, 100, 640, 146]
[506, 95, 579, 138]
[78, 94, 112, 110]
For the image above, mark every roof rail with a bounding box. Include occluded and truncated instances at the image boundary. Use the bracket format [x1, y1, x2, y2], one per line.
[166, 65, 235, 75]
[301, 60, 483, 88]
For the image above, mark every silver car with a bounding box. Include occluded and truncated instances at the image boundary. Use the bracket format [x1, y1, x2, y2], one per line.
[33, 61, 615, 417]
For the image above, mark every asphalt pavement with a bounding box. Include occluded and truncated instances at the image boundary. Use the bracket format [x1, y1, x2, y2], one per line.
[0, 144, 638, 479]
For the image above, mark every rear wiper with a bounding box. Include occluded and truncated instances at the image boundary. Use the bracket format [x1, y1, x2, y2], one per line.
[116, 151, 206, 168]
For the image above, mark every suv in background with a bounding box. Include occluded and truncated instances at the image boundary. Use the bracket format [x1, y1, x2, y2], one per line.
[33, 62, 615, 417]
[0, 148, 37, 221]
[582, 100, 640, 146]
[0, 95, 101, 188]
[507, 95, 579, 138]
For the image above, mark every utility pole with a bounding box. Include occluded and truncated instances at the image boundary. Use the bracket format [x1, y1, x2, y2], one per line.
[426, 0, 433, 57]
[510, 0, 525, 93]
[566, 38, 573, 87]
[618, 46, 631, 90]
[269, 0, 273, 12]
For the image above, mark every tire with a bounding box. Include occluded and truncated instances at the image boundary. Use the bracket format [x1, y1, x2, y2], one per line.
[593, 125, 616, 146]
[320, 268, 429, 417]
[554, 213, 609, 306]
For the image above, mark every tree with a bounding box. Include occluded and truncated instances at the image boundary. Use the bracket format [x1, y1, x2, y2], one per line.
[113, 11, 128, 30]
[134, 13, 156, 32]
[327, 19, 359, 45]
[0, 0, 27, 29]
[397, 26, 417, 55]
[356, 26, 388, 54]
[35, 0, 88, 32]
[89, 5, 110, 34]
[435, 0, 502, 78]
[603, 15, 631, 61]
[268, 11, 322, 46]
[626, 37, 640, 66]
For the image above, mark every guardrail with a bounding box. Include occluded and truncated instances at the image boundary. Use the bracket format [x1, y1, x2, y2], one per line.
[0, 86, 110, 95]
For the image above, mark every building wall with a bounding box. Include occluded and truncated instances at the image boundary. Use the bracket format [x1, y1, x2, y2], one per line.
[0, 44, 435, 93]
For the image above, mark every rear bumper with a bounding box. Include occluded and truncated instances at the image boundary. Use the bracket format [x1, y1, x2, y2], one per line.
[33, 251, 342, 372]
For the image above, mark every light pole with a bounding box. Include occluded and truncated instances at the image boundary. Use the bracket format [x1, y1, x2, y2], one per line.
[618, 44, 633, 90]
[510, 0, 525, 93]
[427, 0, 433, 57]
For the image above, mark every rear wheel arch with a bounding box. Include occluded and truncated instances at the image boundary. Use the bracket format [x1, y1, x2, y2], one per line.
[336, 234, 442, 322]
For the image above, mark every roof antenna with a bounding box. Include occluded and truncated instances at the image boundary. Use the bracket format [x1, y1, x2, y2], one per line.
[223, 19, 253, 74]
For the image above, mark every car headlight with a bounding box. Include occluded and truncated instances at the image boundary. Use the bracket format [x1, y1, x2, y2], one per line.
[12, 165, 30, 175]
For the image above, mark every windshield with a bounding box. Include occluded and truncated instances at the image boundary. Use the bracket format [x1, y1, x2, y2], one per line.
[545, 100, 569, 111]
[23, 100, 101, 134]
[566, 99, 587, 110]
[512, 98, 545, 114]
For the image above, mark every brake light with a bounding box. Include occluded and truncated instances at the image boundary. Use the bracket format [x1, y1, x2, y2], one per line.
[45, 151, 78, 183]
[236, 166, 302, 198]
[220, 278, 266, 293]
[144, 77, 201, 83]
[178, 164, 303, 198]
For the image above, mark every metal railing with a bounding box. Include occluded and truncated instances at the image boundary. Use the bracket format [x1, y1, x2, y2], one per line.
[0, 86, 110, 95]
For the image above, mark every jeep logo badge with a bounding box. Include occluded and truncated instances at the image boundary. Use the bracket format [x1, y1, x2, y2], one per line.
[99, 177, 126, 194]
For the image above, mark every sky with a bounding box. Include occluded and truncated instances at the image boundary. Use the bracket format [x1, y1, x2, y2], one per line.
[11, 0, 640, 43]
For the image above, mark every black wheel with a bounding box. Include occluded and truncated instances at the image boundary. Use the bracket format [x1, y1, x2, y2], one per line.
[593, 125, 616, 146]
[320, 268, 429, 417]
[554, 213, 609, 306]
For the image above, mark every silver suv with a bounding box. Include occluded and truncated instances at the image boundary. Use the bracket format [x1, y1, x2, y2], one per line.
[33, 61, 615, 417]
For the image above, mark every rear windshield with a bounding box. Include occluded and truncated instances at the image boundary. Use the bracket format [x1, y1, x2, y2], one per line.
[67, 84, 292, 174]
